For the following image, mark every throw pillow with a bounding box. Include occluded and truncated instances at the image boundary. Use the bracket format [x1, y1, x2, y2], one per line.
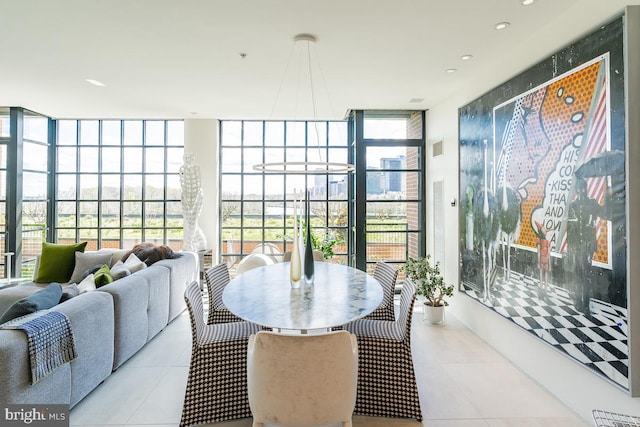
[59, 284, 80, 303]
[69, 252, 113, 285]
[82, 264, 103, 281]
[94, 264, 114, 288]
[34, 242, 88, 284]
[123, 253, 147, 273]
[0, 283, 63, 324]
[78, 274, 96, 294]
[110, 261, 132, 280]
[122, 243, 182, 266]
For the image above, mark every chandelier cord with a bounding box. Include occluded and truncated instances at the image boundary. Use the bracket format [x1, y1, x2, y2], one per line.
[305, 40, 324, 164]
[268, 41, 297, 120]
[253, 33, 354, 174]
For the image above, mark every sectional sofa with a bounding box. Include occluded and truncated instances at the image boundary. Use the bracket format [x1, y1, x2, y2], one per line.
[0, 249, 198, 408]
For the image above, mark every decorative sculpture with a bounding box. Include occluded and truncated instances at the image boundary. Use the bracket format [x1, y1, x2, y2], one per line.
[180, 152, 207, 252]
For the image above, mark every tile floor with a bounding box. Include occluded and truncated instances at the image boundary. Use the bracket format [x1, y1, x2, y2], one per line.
[69, 308, 590, 427]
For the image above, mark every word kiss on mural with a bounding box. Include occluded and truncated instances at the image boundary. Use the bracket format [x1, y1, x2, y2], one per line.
[459, 17, 627, 389]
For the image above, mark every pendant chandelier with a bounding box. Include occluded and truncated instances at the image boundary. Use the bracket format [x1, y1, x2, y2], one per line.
[253, 34, 355, 175]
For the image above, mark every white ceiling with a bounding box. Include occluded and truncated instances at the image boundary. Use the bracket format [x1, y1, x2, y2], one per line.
[1, 0, 637, 120]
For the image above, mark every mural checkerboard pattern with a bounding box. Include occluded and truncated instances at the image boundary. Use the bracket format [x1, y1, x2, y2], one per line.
[462, 270, 628, 389]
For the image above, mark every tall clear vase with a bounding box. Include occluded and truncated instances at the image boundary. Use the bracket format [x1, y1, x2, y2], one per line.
[290, 204, 302, 288]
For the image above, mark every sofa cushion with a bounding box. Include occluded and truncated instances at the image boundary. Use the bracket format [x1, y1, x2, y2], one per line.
[94, 265, 114, 288]
[34, 242, 88, 283]
[69, 252, 113, 285]
[0, 283, 63, 323]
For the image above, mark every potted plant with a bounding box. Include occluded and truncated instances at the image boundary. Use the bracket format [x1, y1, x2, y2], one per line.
[402, 255, 454, 324]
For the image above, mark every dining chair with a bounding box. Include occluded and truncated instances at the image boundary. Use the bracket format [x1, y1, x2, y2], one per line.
[343, 277, 422, 421]
[251, 242, 283, 262]
[180, 281, 261, 427]
[247, 330, 358, 427]
[283, 249, 324, 262]
[204, 263, 244, 324]
[364, 261, 399, 321]
[235, 253, 275, 275]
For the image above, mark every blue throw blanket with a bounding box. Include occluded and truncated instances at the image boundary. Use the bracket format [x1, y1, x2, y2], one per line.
[1, 310, 77, 384]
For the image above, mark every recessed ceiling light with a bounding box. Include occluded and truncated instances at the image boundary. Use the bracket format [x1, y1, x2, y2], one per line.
[461, 54, 473, 61]
[446, 68, 457, 74]
[495, 22, 510, 30]
[409, 98, 424, 103]
[85, 79, 105, 87]
[522, 0, 534, 5]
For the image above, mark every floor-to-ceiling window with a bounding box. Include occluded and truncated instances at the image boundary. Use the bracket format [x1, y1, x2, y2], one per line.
[54, 119, 184, 250]
[21, 111, 50, 278]
[351, 110, 426, 274]
[219, 120, 350, 266]
[0, 107, 51, 279]
[219, 111, 426, 273]
[0, 108, 11, 277]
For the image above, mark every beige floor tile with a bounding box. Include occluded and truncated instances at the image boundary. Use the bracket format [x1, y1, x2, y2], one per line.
[418, 421, 490, 427]
[126, 367, 189, 425]
[70, 367, 169, 425]
[442, 362, 577, 419]
[485, 418, 590, 427]
[124, 330, 191, 368]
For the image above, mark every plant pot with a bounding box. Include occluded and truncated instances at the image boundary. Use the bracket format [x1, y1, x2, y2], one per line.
[422, 303, 445, 325]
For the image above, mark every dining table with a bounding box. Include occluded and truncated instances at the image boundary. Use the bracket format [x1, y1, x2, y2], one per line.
[222, 261, 383, 332]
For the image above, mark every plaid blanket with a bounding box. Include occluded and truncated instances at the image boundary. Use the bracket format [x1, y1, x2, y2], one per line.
[0, 310, 77, 384]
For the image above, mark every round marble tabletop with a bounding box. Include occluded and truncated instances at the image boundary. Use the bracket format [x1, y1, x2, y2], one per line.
[222, 262, 383, 331]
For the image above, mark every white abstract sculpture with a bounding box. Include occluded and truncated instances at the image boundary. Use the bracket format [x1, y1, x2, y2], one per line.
[180, 152, 207, 252]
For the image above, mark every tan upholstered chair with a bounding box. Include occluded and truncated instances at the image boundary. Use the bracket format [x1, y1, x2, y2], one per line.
[283, 249, 324, 262]
[364, 261, 399, 321]
[204, 263, 243, 324]
[344, 278, 422, 421]
[180, 281, 260, 427]
[247, 330, 358, 427]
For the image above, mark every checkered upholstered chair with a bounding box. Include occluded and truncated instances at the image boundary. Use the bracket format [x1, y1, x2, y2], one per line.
[247, 330, 358, 427]
[343, 277, 422, 421]
[205, 263, 244, 324]
[180, 281, 260, 427]
[364, 261, 399, 321]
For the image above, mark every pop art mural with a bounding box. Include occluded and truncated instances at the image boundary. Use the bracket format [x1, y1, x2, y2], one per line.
[459, 17, 628, 389]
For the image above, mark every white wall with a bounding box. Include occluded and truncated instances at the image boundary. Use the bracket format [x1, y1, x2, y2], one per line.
[425, 5, 640, 423]
[184, 119, 219, 260]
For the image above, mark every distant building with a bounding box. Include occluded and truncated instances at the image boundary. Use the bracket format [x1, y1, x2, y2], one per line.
[380, 155, 406, 192]
[367, 170, 384, 195]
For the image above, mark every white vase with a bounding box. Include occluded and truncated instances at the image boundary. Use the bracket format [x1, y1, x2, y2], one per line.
[423, 303, 445, 325]
[290, 201, 302, 288]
